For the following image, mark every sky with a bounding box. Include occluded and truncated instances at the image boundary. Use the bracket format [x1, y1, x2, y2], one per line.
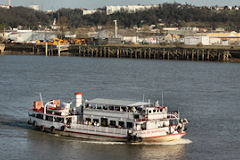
[0, 0, 239, 11]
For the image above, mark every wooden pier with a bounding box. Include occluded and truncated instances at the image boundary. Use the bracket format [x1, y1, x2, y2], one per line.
[69, 45, 236, 62]
[3, 43, 240, 62]
[4, 43, 68, 56]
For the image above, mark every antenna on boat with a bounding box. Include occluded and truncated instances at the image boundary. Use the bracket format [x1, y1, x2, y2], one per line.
[161, 91, 164, 107]
[39, 93, 43, 103]
[142, 94, 145, 102]
[178, 107, 180, 120]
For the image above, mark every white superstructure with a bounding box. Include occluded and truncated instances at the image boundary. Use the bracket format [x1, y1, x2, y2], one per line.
[28, 92, 188, 143]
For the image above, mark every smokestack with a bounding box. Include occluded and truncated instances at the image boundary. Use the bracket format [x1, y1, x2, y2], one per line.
[75, 92, 82, 107]
[113, 20, 117, 38]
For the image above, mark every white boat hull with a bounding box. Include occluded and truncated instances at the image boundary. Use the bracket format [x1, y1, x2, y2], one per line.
[29, 117, 185, 143]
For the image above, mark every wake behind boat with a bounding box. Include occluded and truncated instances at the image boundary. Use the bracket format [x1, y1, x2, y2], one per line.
[27, 92, 188, 143]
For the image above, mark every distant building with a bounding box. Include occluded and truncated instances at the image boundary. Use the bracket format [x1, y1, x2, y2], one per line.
[6, 29, 56, 43]
[180, 27, 199, 32]
[215, 28, 225, 32]
[162, 27, 178, 31]
[199, 28, 209, 32]
[184, 36, 210, 45]
[30, 5, 39, 11]
[0, 0, 11, 9]
[0, 4, 10, 9]
[106, 4, 159, 15]
[50, 19, 60, 30]
[184, 32, 240, 46]
[47, 9, 57, 13]
[82, 9, 98, 15]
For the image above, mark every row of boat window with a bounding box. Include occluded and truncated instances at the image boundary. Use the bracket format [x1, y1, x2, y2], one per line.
[85, 104, 165, 114]
[148, 108, 164, 114]
[84, 118, 133, 129]
[29, 113, 71, 124]
[85, 104, 142, 113]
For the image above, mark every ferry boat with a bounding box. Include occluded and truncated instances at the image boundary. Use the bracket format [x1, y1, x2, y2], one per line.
[27, 92, 188, 143]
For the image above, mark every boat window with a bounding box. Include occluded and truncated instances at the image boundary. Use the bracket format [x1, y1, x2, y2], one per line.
[55, 117, 64, 123]
[29, 113, 35, 117]
[127, 122, 133, 128]
[101, 118, 108, 127]
[149, 110, 152, 114]
[141, 123, 146, 130]
[160, 109, 162, 112]
[93, 119, 99, 123]
[109, 106, 114, 110]
[137, 108, 142, 112]
[134, 114, 139, 119]
[103, 106, 108, 110]
[122, 107, 127, 112]
[46, 115, 53, 121]
[86, 118, 91, 122]
[66, 118, 72, 124]
[110, 120, 116, 127]
[115, 106, 120, 111]
[118, 121, 124, 128]
[153, 109, 156, 113]
[55, 112, 61, 116]
[36, 114, 43, 119]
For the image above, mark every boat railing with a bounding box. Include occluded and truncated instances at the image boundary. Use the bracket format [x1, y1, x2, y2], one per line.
[71, 124, 128, 135]
[167, 111, 179, 119]
[84, 107, 139, 114]
[84, 109, 135, 119]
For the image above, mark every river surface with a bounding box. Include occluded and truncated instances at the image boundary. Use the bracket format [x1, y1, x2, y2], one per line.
[0, 55, 239, 160]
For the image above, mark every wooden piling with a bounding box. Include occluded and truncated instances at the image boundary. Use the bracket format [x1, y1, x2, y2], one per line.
[67, 45, 237, 62]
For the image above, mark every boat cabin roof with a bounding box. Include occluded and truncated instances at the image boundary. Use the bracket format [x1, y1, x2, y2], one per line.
[85, 98, 151, 107]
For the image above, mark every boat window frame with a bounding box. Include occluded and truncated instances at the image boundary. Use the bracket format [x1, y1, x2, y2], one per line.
[46, 115, 53, 121]
[36, 113, 43, 119]
[127, 122, 133, 128]
[110, 120, 116, 127]
[118, 121, 125, 128]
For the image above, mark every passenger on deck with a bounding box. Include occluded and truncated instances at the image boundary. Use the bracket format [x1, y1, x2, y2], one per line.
[132, 107, 136, 112]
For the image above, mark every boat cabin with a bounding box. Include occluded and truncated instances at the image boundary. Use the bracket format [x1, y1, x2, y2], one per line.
[83, 98, 170, 130]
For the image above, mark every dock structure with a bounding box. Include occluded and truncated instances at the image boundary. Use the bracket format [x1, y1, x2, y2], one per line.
[3, 43, 240, 62]
[4, 43, 68, 56]
[69, 45, 235, 62]
[0, 44, 5, 55]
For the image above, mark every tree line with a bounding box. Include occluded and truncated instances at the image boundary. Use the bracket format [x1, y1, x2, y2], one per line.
[1, 3, 240, 31]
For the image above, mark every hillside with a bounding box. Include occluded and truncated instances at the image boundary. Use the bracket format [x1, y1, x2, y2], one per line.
[1, 3, 240, 31]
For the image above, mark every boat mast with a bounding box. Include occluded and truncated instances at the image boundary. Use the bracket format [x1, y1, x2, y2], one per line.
[39, 93, 43, 103]
[161, 91, 164, 107]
